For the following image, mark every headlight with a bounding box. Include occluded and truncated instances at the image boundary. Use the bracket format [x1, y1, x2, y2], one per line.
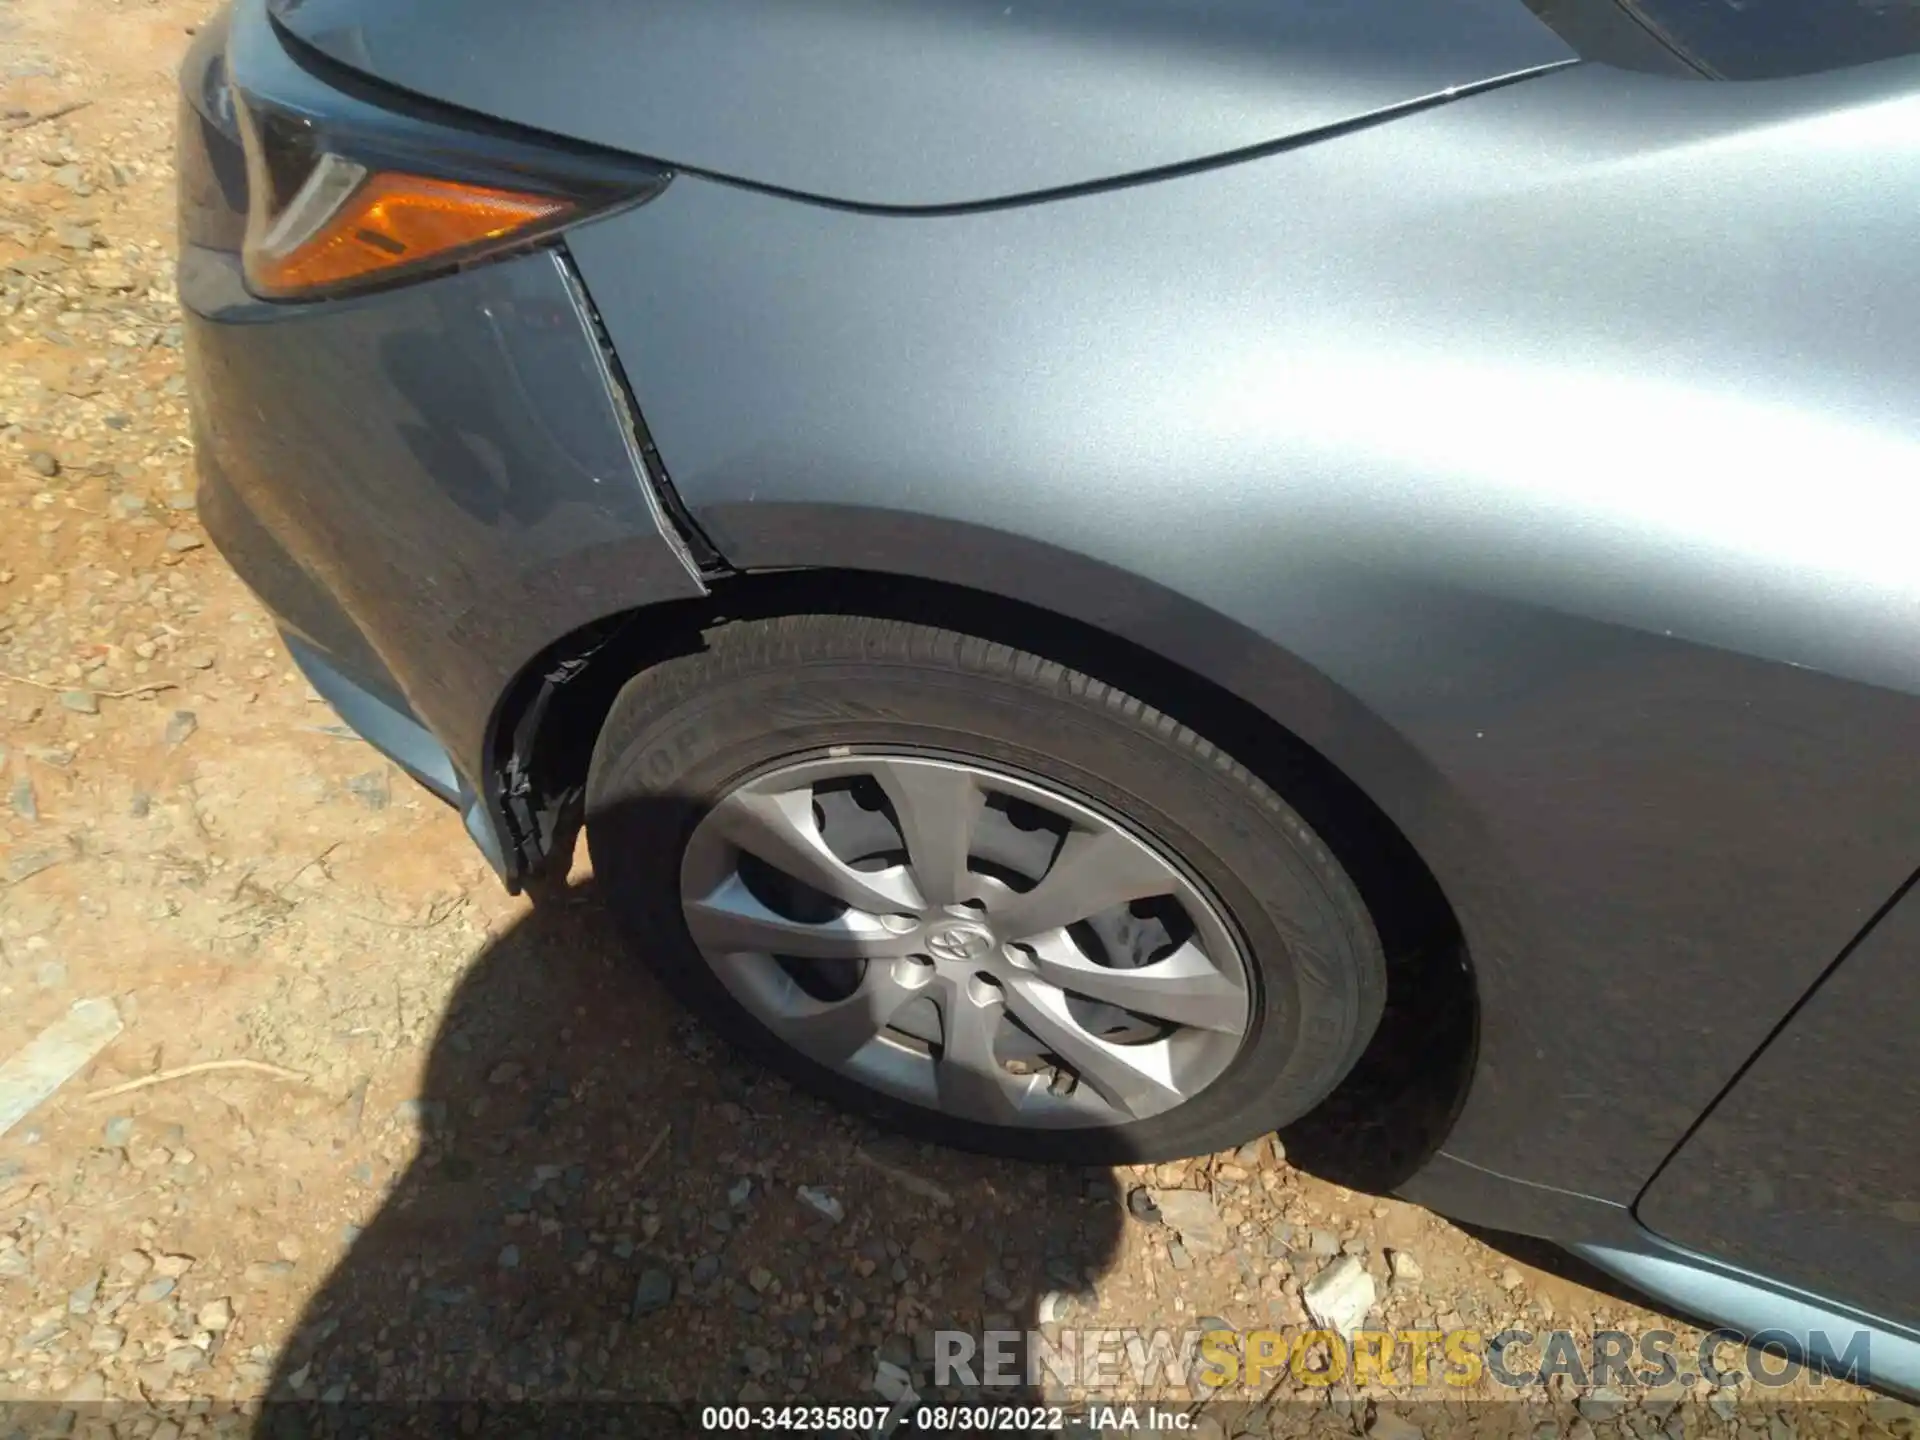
[229, 31, 667, 301]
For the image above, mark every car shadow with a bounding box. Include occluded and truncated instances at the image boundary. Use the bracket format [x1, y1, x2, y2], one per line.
[1276, 935, 1475, 1199]
[253, 865, 1125, 1433]
[251, 799, 1642, 1431]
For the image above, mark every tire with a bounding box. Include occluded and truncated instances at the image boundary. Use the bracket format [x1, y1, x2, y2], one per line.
[584, 613, 1385, 1164]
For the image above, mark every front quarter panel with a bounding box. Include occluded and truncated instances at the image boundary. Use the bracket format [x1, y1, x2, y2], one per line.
[184, 243, 707, 773]
[567, 58, 1920, 1205]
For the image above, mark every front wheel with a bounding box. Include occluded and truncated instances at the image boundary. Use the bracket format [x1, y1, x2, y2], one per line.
[584, 613, 1384, 1164]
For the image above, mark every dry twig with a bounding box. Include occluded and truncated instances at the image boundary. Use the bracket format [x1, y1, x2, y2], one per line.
[6, 100, 91, 130]
[0, 671, 176, 700]
[636, 1123, 671, 1174]
[85, 1059, 312, 1102]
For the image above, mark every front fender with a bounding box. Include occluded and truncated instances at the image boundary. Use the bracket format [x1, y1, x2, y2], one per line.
[566, 61, 1920, 1207]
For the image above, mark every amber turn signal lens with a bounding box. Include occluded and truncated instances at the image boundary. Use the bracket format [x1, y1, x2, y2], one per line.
[247, 165, 573, 298]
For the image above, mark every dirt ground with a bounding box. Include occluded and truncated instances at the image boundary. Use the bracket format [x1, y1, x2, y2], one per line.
[0, 0, 1913, 1435]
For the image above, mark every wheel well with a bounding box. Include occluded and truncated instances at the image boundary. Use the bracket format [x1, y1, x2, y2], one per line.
[492, 568, 1475, 1183]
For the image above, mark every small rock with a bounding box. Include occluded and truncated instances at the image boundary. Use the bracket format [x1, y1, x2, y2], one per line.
[102, 1117, 134, 1148]
[630, 1268, 673, 1318]
[150, 1253, 195, 1278]
[1306, 1228, 1342, 1258]
[64, 1372, 106, 1403]
[9, 776, 35, 821]
[27, 450, 59, 477]
[497, 1245, 520, 1270]
[728, 1176, 753, 1207]
[164, 532, 203, 553]
[486, 1061, 521, 1085]
[67, 1274, 100, 1313]
[1150, 1188, 1230, 1256]
[1576, 1389, 1626, 1422]
[1166, 1241, 1192, 1272]
[392, 1098, 445, 1128]
[742, 1344, 775, 1377]
[85, 261, 135, 291]
[345, 770, 390, 809]
[1388, 1250, 1423, 1285]
[136, 1277, 175, 1304]
[164, 1344, 205, 1374]
[114, 1251, 150, 1278]
[180, 647, 216, 670]
[1127, 1187, 1162, 1224]
[795, 1185, 844, 1223]
[1234, 1136, 1274, 1167]
[1499, 1266, 1525, 1292]
[59, 689, 98, 715]
[1303, 1255, 1376, 1335]
[162, 711, 197, 746]
[87, 1325, 125, 1355]
[196, 1297, 232, 1331]
[748, 1266, 774, 1293]
[244, 1260, 294, 1284]
[873, 1358, 915, 1404]
[19, 1320, 65, 1351]
[1369, 1411, 1425, 1440]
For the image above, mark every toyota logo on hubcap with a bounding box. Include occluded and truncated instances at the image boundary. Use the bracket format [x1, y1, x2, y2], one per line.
[924, 921, 995, 962]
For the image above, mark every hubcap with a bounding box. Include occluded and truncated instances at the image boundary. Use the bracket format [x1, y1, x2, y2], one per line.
[678, 752, 1253, 1129]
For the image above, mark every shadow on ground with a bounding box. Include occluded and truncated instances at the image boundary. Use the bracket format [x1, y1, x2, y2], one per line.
[245, 823, 1668, 1433]
[253, 874, 1124, 1434]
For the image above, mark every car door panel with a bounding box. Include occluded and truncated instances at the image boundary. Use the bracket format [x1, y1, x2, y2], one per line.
[1637, 875, 1920, 1329]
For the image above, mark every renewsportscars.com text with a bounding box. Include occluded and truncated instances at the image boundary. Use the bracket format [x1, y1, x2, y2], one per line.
[932, 1326, 1869, 1393]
